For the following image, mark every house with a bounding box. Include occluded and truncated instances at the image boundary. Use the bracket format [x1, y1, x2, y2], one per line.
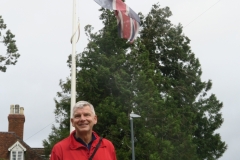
[0, 104, 47, 160]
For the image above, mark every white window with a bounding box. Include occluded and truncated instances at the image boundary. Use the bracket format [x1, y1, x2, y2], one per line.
[11, 151, 23, 160]
[17, 151, 23, 160]
[8, 141, 26, 160]
[12, 151, 16, 160]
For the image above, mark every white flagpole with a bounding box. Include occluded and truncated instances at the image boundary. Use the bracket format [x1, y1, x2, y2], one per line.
[70, 0, 77, 133]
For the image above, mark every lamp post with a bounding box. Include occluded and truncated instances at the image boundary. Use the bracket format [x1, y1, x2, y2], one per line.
[130, 111, 141, 160]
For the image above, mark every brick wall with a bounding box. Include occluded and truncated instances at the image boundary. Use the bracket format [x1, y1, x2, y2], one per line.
[8, 114, 25, 140]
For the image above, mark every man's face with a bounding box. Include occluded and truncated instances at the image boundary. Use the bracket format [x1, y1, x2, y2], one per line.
[71, 106, 97, 134]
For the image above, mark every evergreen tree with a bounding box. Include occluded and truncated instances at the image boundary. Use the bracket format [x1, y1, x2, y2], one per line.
[43, 3, 226, 160]
[0, 16, 20, 72]
[140, 3, 227, 159]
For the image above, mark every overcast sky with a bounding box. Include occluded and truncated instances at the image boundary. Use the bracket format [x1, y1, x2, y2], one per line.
[1, 0, 239, 159]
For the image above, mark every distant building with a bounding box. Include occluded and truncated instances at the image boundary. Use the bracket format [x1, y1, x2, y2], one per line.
[0, 104, 47, 160]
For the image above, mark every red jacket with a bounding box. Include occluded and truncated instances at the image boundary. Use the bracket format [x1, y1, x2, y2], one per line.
[50, 131, 117, 160]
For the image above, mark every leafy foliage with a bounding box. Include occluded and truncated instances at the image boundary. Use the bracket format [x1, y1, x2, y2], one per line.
[0, 16, 20, 72]
[43, 3, 226, 160]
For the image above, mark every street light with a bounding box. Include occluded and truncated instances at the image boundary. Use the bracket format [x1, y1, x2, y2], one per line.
[130, 111, 141, 160]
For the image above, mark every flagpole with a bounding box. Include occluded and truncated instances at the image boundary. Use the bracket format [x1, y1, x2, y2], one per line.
[70, 0, 77, 133]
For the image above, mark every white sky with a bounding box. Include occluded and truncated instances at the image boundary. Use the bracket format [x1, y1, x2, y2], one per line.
[1, 0, 239, 159]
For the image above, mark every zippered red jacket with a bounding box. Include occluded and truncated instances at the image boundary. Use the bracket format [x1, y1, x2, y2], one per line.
[50, 130, 117, 160]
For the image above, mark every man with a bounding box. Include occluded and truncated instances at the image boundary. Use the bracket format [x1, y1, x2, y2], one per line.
[50, 101, 117, 160]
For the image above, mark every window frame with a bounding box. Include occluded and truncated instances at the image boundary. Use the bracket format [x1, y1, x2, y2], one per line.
[10, 150, 24, 160]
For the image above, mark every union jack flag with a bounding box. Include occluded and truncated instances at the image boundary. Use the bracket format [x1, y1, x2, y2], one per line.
[94, 0, 140, 42]
[115, 10, 139, 43]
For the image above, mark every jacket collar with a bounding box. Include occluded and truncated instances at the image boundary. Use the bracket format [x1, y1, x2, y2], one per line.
[69, 130, 101, 150]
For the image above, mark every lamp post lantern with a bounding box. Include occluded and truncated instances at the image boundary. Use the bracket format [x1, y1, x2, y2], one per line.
[130, 111, 141, 160]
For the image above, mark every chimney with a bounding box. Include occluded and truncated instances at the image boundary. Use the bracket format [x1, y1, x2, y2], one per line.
[8, 104, 25, 139]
